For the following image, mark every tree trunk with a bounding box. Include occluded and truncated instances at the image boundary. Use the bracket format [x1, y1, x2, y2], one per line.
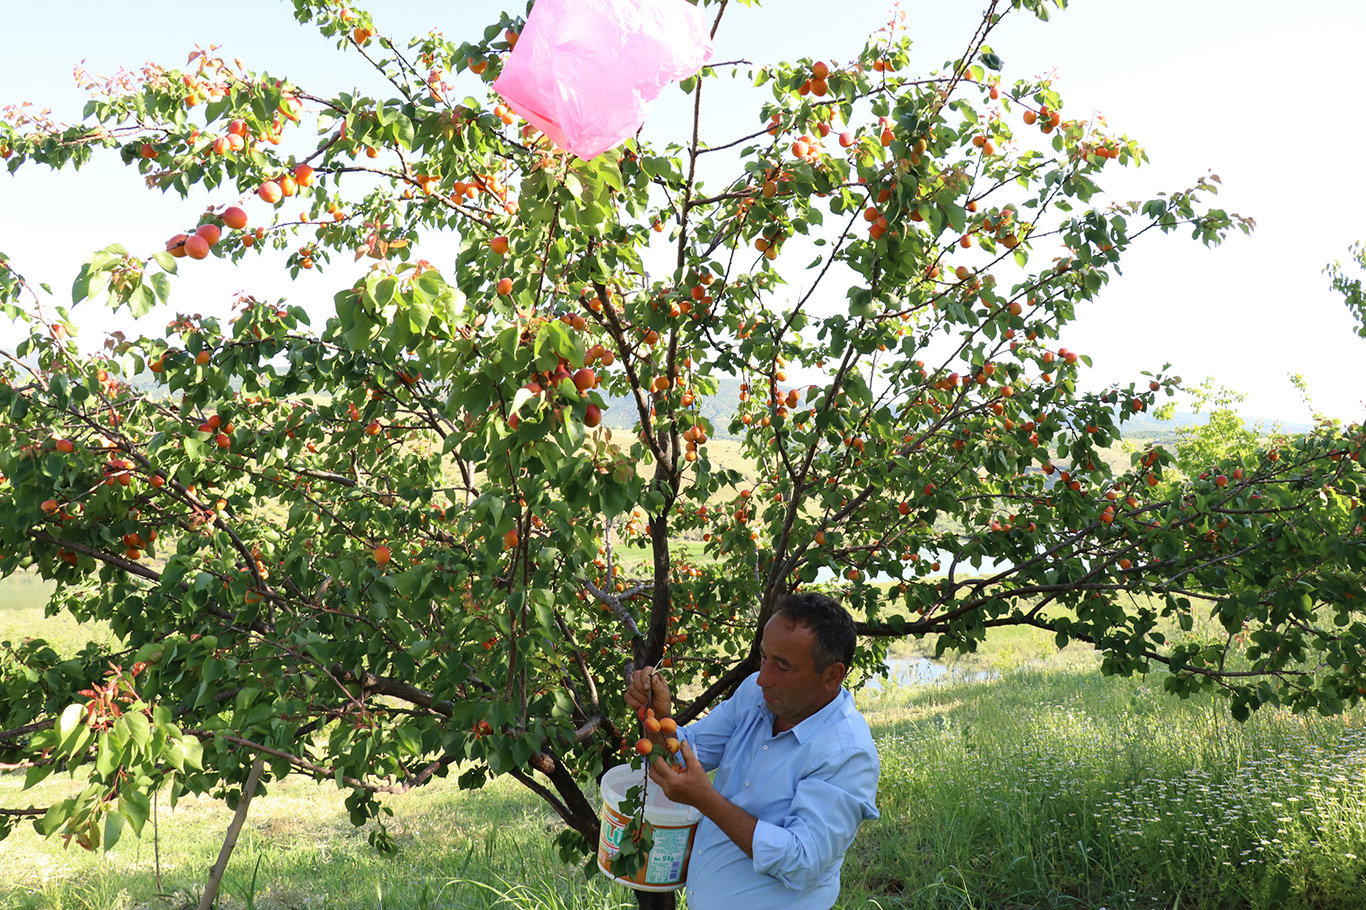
[197, 755, 266, 910]
[635, 890, 677, 910]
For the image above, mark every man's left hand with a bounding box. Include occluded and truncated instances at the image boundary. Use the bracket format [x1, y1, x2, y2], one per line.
[648, 741, 712, 807]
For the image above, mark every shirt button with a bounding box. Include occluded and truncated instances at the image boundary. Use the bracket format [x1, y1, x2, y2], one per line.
[745, 781, 751, 787]
[763, 745, 768, 751]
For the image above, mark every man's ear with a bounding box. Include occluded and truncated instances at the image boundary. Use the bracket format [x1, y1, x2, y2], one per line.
[824, 661, 847, 689]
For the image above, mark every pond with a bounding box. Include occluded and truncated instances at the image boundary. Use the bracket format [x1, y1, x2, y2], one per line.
[861, 655, 997, 691]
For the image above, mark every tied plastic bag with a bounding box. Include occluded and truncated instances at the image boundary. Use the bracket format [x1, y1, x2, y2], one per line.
[493, 0, 714, 160]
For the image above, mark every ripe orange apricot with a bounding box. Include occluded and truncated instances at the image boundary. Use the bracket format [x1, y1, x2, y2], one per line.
[490, 235, 510, 255]
[293, 163, 315, 187]
[166, 234, 190, 258]
[503, 528, 519, 549]
[258, 181, 283, 204]
[195, 223, 222, 246]
[222, 206, 248, 230]
[373, 544, 391, 565]
[183, 234, 211, 260]
[496, 277, 513, 296]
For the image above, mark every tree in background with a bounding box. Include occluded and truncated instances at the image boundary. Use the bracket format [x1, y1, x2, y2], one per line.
[2, 1, 1363, 907]
[1152, 379, 1261, 486]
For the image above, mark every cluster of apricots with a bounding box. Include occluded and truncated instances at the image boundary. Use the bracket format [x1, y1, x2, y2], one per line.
[1022, 105, 1064, 134]
[512, 353, 605, 430]
[258, 163, 314, 205]
[635, 705, 680, 757]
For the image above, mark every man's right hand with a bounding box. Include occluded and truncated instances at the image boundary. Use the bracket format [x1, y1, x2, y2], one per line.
[625, 665, 673, 720]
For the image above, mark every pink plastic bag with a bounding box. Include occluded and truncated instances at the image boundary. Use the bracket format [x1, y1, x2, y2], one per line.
[493, 0, 714, 160]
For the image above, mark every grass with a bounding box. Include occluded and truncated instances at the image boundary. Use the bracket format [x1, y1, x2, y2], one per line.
[846, 670, 1366, 910]
[6, 642, 1366, 909]
[0, 572, 115, 657]
[5, 570, 1366, 909]
[0, 771, 637, 910]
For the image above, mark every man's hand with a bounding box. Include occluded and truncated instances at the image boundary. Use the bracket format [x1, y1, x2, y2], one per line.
[625, 665, 672, 720]
[650, 741, 758, 858]
[648, 741, 712, 806]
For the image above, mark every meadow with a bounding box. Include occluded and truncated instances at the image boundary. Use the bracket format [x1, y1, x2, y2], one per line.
[3, 579, 1364, 910]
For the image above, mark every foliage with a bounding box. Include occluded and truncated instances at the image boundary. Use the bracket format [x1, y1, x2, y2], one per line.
[1326, 241, 1366, 339]
[0, 2, 1363, 907]
[1152, 379, 1261, 485]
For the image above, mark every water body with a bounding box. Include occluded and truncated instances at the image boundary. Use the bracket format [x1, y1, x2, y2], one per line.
[812, 552, 1014, 586]
[862, 655, 996, 691]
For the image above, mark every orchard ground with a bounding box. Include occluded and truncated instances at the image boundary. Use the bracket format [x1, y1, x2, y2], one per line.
[3, 595, 1365, 910]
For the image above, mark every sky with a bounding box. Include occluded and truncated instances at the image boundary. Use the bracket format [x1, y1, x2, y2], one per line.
[2, 0, 1364, 425]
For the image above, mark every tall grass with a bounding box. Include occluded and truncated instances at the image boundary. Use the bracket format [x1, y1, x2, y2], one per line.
[4, 623, 1366, 908]
[847, 667, 1366, 909]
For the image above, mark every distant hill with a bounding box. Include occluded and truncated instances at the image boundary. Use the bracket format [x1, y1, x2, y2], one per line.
[1122, 411, 1313, 437]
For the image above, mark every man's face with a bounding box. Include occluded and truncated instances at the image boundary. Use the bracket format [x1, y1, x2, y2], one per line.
[756, 615, 845, 732]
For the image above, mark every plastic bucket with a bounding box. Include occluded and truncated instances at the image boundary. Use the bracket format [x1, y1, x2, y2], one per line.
[596, 762, 702, 892]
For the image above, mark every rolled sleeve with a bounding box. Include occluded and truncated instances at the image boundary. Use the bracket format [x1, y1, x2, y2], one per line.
[749, 745, 880, 889]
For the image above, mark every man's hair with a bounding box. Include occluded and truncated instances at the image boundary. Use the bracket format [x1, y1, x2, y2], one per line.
[773, 592, 856, 672]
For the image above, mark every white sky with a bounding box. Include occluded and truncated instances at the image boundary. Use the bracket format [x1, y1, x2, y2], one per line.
[2, 0, 1363, 424]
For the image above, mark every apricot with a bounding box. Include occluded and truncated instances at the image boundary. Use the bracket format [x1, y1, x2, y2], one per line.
[258, 181, 283, 204]
[222, 206, 248, 230]
[183, 234, 211, 260]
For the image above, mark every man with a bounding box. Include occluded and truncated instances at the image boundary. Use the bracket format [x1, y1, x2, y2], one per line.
[624, 592, 880, 909]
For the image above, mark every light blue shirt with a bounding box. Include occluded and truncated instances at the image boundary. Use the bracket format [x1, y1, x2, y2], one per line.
[678, 672, 880, 909]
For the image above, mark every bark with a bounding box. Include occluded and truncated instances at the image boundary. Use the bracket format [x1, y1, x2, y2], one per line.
[197, 755, 266, 910]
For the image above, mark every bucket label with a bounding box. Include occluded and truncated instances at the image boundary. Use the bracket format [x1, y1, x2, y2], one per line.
[643, 824, 693, 883]
[598, 799, 697, 887]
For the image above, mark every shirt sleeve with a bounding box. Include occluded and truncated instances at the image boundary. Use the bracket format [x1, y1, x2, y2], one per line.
[677, 674, 754, 773]
[748, 740, 881, 890]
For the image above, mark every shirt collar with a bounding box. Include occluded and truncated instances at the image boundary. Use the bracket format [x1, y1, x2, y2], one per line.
[785, 686, 851, 744]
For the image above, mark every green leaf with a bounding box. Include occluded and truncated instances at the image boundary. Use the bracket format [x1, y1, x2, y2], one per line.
[104, 811, 125, 852]
[121, 789, 151, 836]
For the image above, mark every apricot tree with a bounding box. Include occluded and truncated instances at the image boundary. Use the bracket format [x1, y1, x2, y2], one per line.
[2, 1, 1364, 907]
